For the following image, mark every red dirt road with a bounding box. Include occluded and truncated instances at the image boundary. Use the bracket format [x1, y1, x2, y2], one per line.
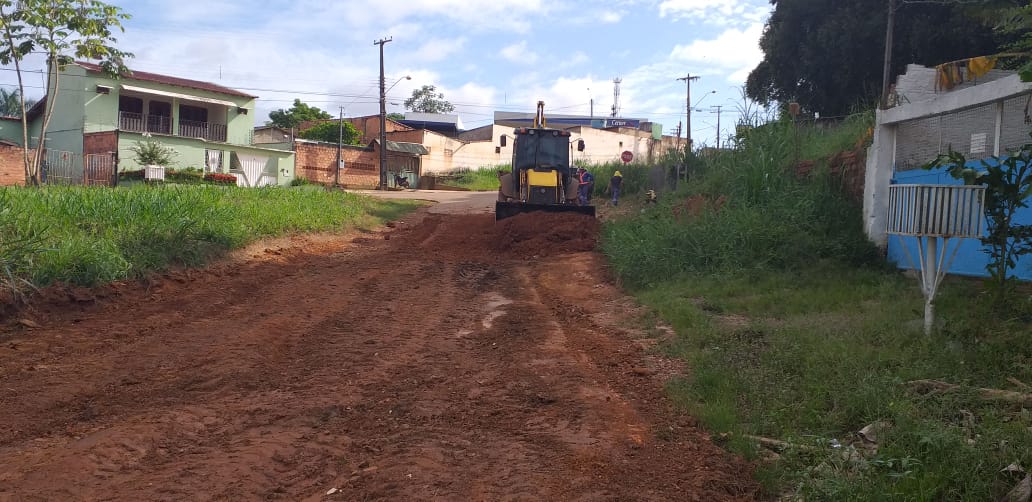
[0, 210, 757, 501]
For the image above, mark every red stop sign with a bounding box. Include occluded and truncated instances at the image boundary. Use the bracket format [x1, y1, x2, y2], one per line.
[621, 151, 633, 163]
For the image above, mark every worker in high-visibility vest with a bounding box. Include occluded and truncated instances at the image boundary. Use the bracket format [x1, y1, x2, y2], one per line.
[577, 167, 594, 206]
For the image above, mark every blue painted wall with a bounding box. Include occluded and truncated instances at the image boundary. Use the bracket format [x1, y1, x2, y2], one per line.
[889, 161, 1032, 281]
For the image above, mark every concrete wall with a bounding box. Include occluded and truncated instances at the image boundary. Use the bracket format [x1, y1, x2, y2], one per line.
[864, 67, 1032, 280]
[40, 63, 88, 154]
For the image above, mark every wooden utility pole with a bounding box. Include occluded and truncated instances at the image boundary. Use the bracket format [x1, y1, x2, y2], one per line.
[374, 36, 392, 190]
[677, 75, 700, 152]
[711, 105, 723, 150]
[676, 74, 701, 182]
[335, 106, 343, 187]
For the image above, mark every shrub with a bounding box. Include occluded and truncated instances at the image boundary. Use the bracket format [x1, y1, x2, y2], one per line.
[204, 173, 237, 185]
[129, 139, 177, 166]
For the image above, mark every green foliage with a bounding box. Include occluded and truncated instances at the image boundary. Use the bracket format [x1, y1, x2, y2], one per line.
[924, 133, 1032, 298]
[386, 112, 405, 121]
[746, 0, 1005, 115]
[586, 162, 648, 198]
[603, 116, 880, 289]
[0, 88, 34, 117]
[440, 166, 508, 191]
[645, 268, 1032, 499]
[298, 120, 361, 145]
[0, 185, 420, 288]
[404, 85, 454, 114]
[129, 139, 177, 166]
[268, 99, 331, 129]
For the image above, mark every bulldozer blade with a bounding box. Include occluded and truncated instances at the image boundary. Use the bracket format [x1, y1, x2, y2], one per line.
[495, 201, 596, 221]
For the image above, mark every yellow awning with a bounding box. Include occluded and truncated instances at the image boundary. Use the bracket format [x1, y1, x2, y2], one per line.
[120, 84, 238, 108]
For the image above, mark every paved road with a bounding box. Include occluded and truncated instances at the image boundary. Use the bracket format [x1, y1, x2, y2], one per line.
[349, 189, 497, 214]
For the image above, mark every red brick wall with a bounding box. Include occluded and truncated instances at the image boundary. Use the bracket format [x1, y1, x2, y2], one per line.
[294, 142, 379, 188]
[83, 131, 118, 155]
[0, 144, 29, 186]
[386, 129, 425, 145]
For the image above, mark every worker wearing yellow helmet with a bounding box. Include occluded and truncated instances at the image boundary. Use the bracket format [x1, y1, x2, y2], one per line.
[608, 170, 623, 206]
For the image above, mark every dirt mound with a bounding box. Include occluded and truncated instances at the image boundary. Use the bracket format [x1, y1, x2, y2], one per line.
[494, 212, 599, 256]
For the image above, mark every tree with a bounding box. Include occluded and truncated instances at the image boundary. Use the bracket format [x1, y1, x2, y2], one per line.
[0, 88, 34, 117]
[297, 120, 361, 145]
[0, 0, 131, 185]
[403, 85, 454, 114]
[387, 112, 405, 121]
[746, 0, 1006, 116]
[268, 99, 331, 129]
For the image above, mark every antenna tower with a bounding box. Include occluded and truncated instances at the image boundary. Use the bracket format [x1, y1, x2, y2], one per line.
[610, 78, 622, 117]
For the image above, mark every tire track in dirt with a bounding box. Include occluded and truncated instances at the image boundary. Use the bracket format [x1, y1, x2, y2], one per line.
[0, 210, 758, 501]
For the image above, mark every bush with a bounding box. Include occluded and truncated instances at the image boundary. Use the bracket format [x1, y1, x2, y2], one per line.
[203, 173, 237, 185]
[602, 115, 881, 287]
[129, 139, 177, 166]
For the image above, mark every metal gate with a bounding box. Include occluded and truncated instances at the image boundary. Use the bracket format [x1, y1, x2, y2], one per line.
[40, 150, 116, 186]
[41, 150, 80, 185]
[84, 153, 116, 187]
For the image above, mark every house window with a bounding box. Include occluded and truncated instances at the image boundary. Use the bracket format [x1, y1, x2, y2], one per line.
[179, 104, 208, 124]
[118, 95, 143, 114]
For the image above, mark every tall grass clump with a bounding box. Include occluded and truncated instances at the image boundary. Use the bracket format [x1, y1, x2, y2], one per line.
[602, 110, 1032, 499]
[585, 161, 649, 198]
[440, 165, 509, 191]
[1, 184, 418, 288]
[603, 115, 879, 288]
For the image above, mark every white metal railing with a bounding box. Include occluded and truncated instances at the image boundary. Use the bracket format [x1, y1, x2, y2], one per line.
[886, 183, 986, 335]
[118, 111, 171, 135]
[887, 184, 985, 238]
[179, 119, 227, 142]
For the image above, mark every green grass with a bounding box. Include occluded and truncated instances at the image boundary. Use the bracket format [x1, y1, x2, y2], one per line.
[0, 184, 419, 290]
[439, 166, 508, 191]
[601, 112, 1032, 499]
[638, 268, 1032, 500]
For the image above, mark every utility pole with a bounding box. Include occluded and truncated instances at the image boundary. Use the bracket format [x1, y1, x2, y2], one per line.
[374, 36, 392, 190]
[335, 106, 343, 187]
[677, 75, 700, 153]
[676, 73, 701, 183]
[711, 105, 723, 150]
[676, 121, 682, 148]
[881, 0, 896, 109]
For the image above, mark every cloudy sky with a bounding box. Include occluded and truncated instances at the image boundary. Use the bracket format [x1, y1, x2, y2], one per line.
[6, 0, 772, 145]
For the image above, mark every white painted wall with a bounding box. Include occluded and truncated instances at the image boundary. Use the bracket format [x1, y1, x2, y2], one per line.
[865, 69, 1032, 247]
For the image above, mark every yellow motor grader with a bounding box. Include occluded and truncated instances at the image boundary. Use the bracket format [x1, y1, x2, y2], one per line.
[496, 101, 595, 220]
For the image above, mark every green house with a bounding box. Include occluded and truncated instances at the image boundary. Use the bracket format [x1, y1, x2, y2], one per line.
[0, 61, 295, 186]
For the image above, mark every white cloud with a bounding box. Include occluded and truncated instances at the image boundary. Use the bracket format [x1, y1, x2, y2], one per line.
[658, 0, 769, 26]
[669, 23, 764, 83]
[410, 38, 467, 63]
[500, 41, 539, 65]
[600, 11, 623, 23]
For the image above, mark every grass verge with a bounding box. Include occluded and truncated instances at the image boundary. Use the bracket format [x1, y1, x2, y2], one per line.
[601, 112, 1032, 499]
[0, 184, 420, 291]
[638, 266, 1032, 500]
